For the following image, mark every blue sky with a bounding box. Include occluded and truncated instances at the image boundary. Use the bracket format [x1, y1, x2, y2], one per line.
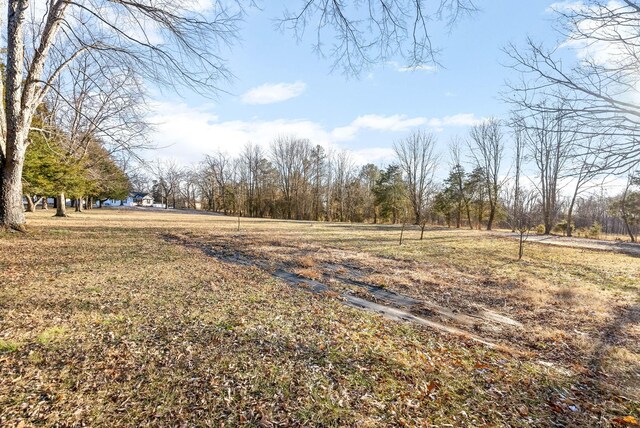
[149, 1, 561, 166]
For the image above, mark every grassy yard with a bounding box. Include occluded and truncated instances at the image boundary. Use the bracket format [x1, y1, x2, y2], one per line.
[0, 209, 638, 427]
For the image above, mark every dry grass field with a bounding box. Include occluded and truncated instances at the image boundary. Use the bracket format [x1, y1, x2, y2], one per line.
[1, 208, 638, 427]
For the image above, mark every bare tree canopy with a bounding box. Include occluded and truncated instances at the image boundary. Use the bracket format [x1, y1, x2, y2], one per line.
[393, 130, 438, 225]
[504, 1, 640, 172]
[467, 118, 504, 231]
[519, 106, 577, 235]
[279, 0, 478, 74]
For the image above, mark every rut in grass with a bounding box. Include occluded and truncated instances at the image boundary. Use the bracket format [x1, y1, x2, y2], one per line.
[163, 232, 523, 351]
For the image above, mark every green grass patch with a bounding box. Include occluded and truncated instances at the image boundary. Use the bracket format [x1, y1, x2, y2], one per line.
[37, 326, 67, 345]
[0, 339, 21, 353]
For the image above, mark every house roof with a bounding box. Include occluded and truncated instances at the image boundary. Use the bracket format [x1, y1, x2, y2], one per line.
[129, 192, 152, 199]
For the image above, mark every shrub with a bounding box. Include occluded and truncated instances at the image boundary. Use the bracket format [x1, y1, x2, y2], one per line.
[588, 222, 602, 239]
[575, 227, 588, 238]
[536, 224, 546, 234]
[553, 221, 571, 235]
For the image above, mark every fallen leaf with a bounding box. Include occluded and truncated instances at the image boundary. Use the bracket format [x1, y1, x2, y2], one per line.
[613, 416, 639, 426]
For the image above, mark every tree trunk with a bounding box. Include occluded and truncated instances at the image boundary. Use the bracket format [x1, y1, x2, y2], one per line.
[0, 143, 28, 231]
[0, 1, 28, 232]
[25, 194, 35, 212]
[486, 203, 496, 231]
[75, 198, 83, 212]
[55, 193, 67, 217]
[518, 232, 525, 260]
[566, 207, 574, 237]
[622, 212, 636, 243]
[42, 197, 48, 210]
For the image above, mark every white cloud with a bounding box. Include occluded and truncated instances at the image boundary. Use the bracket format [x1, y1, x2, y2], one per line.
[240, 81, 307, 105]
[387, 61, 437, 73]
[332, 114, 427, 140]
[149, 101, 333, 162]
[332, 113, 483, 140]
[550, 1, 640, 103]
[397, 64, 438, 73]
[351, 147, 397, 165]
[191, 0, 215, 12]
[353, 114, 428, 131]
[425, 113, 484, 128]
[552, 1, 630, 66]
[546, 1, 586, 13]
[148, 102, 482, 164]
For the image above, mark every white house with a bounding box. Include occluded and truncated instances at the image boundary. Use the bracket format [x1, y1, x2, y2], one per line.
[103, 192, 154, 207]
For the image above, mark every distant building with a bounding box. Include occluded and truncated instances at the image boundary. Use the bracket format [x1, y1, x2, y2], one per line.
[103, 192, 155, 207]
[129, 192, 154, 207]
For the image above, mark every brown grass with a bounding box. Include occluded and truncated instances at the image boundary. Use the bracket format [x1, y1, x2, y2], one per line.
[297, 254, 316, 268]
[0, 208, 638, 427]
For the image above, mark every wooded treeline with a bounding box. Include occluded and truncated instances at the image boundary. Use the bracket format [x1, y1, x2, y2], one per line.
[146, 118, 640, 241]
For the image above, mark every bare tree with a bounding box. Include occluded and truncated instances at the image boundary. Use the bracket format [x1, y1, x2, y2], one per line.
[0, 0, 480, 230]
[310, 145, 327, 221]
[151, 159, 182, 209]
[515, 189, 539, 260]
[330, 150, 355, 222]
[202, 151, 235, 214]
[240, 143, 265, 217]
[271, 136, 312, 220]
[508, 116, 526, 232]
[612, 174, 640, 242]
[195, 161, 216, 212]
[468, 118, 504, 230]
[564, 137, 606, 236]
[505, 1, 640, 172]
[449, 138, 473, 229]
[279, 0, 478, 75]
[394, 130, 439, 225]
[521, 107, 576, 235]
[179, 167, 200, 210]
[40, 55, 149, 216]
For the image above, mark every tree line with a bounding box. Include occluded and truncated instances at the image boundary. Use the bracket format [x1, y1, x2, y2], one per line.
[4, 0, 640, 241]
[145, 116, 639, 242]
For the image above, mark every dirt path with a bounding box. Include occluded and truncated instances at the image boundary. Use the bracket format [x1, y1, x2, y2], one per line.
[497, 232, 640, 256]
